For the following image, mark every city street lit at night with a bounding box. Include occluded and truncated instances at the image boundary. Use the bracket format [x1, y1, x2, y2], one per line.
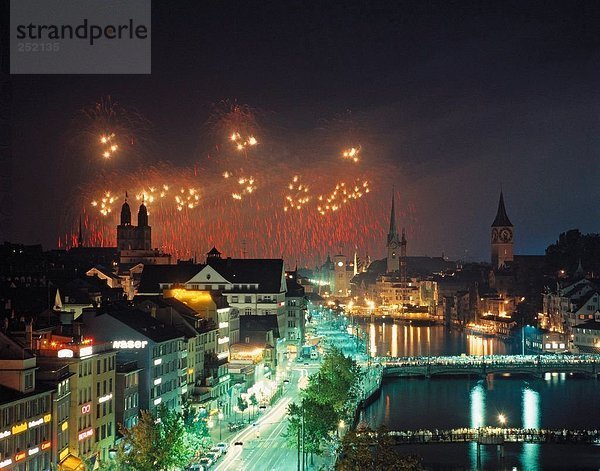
[2, 1, 600, 470]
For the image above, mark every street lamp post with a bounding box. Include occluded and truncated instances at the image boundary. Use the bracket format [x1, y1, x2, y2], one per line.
[218, 410, 224, 441]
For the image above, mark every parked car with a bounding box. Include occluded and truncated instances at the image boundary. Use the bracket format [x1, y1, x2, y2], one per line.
[205, 452, 219, 463]
[198, 457, 212, 469]
[209, 447, 222, 459]
[228, 421, 245, 432]
[216, 442, 229, 453]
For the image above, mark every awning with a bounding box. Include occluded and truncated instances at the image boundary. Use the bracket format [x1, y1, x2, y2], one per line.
[60, 455, 84, 470]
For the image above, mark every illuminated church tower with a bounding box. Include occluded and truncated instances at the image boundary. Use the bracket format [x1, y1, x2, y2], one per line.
[386, 192, 401, 273]
[491, 191, 514, 269]
[117, 193, 152, 251]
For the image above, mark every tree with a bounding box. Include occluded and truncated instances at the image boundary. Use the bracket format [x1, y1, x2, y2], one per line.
[307, 347, 362, 418]
[237, 396, 249, 422]
[108, 407, 196, 471]
[287, 347, 363, 464]
[182, 405, 212, 454]
[337, 426, 423, 471]
[248, 393, 258, 419]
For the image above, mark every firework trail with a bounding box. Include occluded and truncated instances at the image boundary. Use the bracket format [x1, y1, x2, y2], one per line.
[64, 100, 414, 266]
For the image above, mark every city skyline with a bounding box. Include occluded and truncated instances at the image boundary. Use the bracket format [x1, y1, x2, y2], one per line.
[5, 0, 600, 262]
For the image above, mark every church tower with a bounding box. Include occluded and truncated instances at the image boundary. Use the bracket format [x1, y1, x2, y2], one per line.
[136, 202, 152, 250]
[386, 192, 401, 273]
[117, 193, 152, 251]
[491, 191, 514, 269]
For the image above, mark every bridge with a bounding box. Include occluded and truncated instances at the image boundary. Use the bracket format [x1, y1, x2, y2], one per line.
[378, 354, 600, 378]
[362, 427, 600, 445]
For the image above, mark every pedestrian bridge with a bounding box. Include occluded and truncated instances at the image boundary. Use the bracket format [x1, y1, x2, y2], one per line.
[378, 354, 600, 378]
[362, 427, 600, 445]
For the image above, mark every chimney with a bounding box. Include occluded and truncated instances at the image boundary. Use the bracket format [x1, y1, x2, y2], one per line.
[25, 321, 33, 350]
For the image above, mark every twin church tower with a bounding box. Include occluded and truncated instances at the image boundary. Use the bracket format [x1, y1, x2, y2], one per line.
[116, 194, 152, 251]
[385, 191, 514, 270]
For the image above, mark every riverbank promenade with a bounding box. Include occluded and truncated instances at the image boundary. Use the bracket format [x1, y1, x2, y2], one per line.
[379, 353, 600, 377]
[366, 427, 600, 445]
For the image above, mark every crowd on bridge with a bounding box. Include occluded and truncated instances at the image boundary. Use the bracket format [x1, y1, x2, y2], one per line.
[360, 427, 600, 445]
[376, 353, 600, 368]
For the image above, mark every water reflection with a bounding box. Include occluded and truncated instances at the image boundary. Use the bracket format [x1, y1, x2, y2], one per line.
[391, 323, 398, 357]
[369, 323, 377, 357]
[522, 386, 541, 470]
[469, 382, 486, 469]
[364, 321, 517, 357]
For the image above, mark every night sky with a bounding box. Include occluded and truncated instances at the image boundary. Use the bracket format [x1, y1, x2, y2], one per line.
[8, 0, 600, 262]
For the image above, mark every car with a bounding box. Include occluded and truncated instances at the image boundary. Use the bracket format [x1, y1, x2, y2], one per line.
[234, 441, 243, 446]
[209, 447, 222, 458]
[198, 457, 213, 468]
[216, 442, 229, 453]
[304, 362, 309, 365]
[206, 452, 220, 462]
[187, 465, 204, 471]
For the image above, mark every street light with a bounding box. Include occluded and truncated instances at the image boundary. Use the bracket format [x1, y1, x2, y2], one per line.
[498, 413, 506, 426]
[218, 411, 224, 441]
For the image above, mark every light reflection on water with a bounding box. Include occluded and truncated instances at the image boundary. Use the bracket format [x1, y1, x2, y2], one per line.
[362, 322, 599, 470]
[364, 321, 515, 358]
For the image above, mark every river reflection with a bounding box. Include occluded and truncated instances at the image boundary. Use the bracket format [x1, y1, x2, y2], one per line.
[362, 322, 600, 470]
[362, 322, 518, 357]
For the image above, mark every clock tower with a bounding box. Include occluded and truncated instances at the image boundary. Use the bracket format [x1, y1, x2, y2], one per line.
[491, 191, 514, 269]
[387, 192, 401, 273]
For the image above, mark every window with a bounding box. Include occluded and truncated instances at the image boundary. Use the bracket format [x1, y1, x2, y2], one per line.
[245, 296, 251, 303]
[218, 285, 225, 290]
[232, 296, 239, 303]
[24, 373, 33, 390]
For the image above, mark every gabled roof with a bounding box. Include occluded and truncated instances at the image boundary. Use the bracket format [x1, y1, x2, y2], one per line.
[206, 258, 284, 292]
[98, 306, 184, 343]
[491, 191, 513, 227]
[137, 263, 202, 294]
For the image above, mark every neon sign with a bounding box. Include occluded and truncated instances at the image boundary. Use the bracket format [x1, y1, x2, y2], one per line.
[78, 428, 93, 441]
[28, 446, 39, 456]
[0, 430, 10, 439]
[98, 393, 112, 404]
[0, 458, 12, 468]
[11, 422, 27, 435]
[41, 441, 51, 450]
[113, 340, 148, 349]
[28, 418, 43, 428]
[81, 403, 91, 414]
[57, 349, 74, 358]
[14, 452, 25, 462]
[79, 346, 93, 357]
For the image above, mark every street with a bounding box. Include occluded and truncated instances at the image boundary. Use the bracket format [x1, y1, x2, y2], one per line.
[214, 363, 321, 471]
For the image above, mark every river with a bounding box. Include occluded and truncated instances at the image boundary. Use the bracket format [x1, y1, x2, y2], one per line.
[361, 322, 600, 470]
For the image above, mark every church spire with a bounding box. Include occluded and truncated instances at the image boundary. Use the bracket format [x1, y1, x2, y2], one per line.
[492, 191, 513, 227]
[388, 189, 398, 243]
[120, 192, 131, 225]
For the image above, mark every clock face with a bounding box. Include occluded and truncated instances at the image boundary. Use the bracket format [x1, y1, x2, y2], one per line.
[499, 228, 513, 242]
[337, 261, 344, 267]
[491, 228, 499, 242]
